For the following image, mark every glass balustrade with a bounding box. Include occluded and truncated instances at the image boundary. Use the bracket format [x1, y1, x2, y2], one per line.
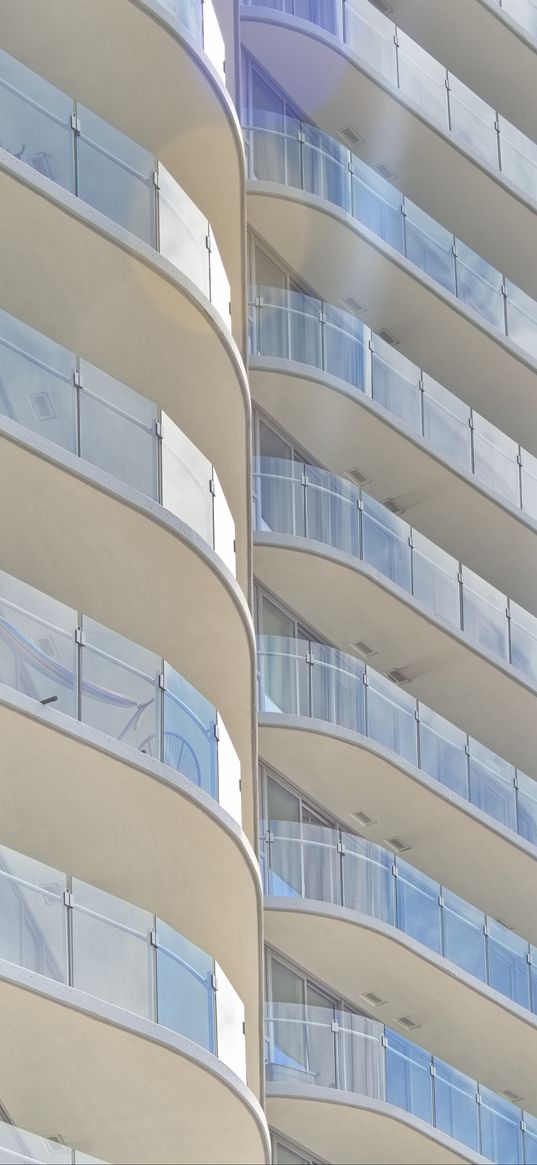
[244, 109, 537, 362]
[265, 1002, 536, 1163]
[257, 634, 537, 847]
[253, 457, 537, 680]
[0, 842, 246, 1082]
[0, 306, 236, 577]
[261, 819, 537, 1017]
[250, 285, 537, 520]
[0, 1118, 101, 1164]
[0, 48, 231, 328]
[0, 569, 241, 822]
[243, 0, 537, 204]
[158, 0, 226, 80]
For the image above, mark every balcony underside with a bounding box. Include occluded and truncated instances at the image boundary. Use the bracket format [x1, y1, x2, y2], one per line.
[265, 900, 537, 1112]
[241, 8, 537, 300]
[0, 684, 262, 1095]
[247, 186, 537, 458]
[0, 962, 270, 1165]
[0, 154, 251, 594]
[267, 1087, 484, 1165]
[259, 714, 537, 950]
[254, 535, 537, 777]
[0, 0, 246, 343]
[0, 426, 257, 842]
[251, 360, 537, 617]
[388, 0, 537, 145]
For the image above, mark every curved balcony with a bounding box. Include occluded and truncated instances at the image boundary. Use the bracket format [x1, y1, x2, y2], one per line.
[264, 829, 537, 1109]
[253, 459, 537, 775]
[250, 286, 537, 614]
[0, 2, 246, 339]
[266, 1003, 535, 1164]
[241, 1, 537, 301]
[386, 0, 537, 146]
[245, 114, 537, 456]
[0, 1117, 101, 1163]
[0, 843, 270, 1164]
[257, 635, 537, 944]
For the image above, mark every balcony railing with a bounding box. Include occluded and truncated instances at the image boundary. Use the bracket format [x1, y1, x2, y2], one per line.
[159, 0, 226, 80]
[0, 841, 246, 1082]
[0, 306, 236, 577]
[0, 1118, 101, 1164]
[242, 0, 537, 205]
[253, 458, 537, 685]
[494, 0, 537, 38]
[0, 48, 231, 327]
[249, 285, 537, 522]
[0, 569, 241, 823]
[262, 819, 537, 1016]
[244, 110, 537, 362]
[265, 1001, 537, 1163]
[257, 635, 537, 848]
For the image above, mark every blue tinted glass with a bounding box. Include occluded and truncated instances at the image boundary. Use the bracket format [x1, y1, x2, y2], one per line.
[385, 1032, 432, 1124]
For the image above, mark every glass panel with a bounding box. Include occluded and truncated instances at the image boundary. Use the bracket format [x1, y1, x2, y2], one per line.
[258, 635, 309, 716]
[344, 0, 398, 84]
[0, 308, 76, 453]
[385, 1031, 433, 1124]
[418, 704, 468, 798]
[215, 960, 246, 1080]
[305, 465, 360, 555]
[366, 668, 418, 766]
[371, 337, 421, 431]
[0, 1123, 75, 1164]
[501, 0, 537, 36]
[0, 845, 67, 981]
[272, 1138, 312, 1165]
[266, 1000, 310, 1084]
[166, 0, 203, 42]
[520, 448, 537, 520]
[524, 1111, 537, 1165]
[156, 919, 215, 1050]
[411, 530, 461, 628]
[158, 164, 210, 297]
[461, 568, 509, 660]
[203, 0, 226, 81]
[517, 770, 537, 847]
[361, 493, 411, 590]
[0, 570, 77, 716]
[422, 374, 471, 471]
[479, 1087, 523, 1165]
[208, 225, 231, 326]
[351, 159, 404, 253]
[340, 1010, 386, 1098]
[397, 31, 448, 128]
[487, 918, 530, 1009]
[468, 740, 516, 830]
[506, 279, 537, 361]
[442, 888, 486, 981]
[434, 1059, 480, 1151]
[302, 124, 350, 211]
[509, 600, 537, 684]
[79, 361, 158, 498]
[77, 106, 155, 244]
[163, 662, 217, 796]
[455, 243, 505, 331]
[342, 835, 395, 924]
[472, 412, 520, 505]
[395, 861, 442, 952]
[0, 48, 75, 191]
[254, 457, 304, 536]
[310, 642, 365, 733]
[80, 619, 160, 754]
[324, 303, 368, 391]
[499, 114, 537, 203]
[161, 413, 213, 546]
[71, 879, 152, 1017]
[448, 76, 499, 168]
[216, 714, 241, 823]
[404, 201, 456, 294]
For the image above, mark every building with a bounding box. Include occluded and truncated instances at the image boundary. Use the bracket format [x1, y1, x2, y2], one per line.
[0, 1, 537, 1162]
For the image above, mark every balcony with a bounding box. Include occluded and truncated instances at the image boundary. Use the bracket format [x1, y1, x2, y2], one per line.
[266, 1002, 534, 1164]
[0, 1, 246, 339]
[249, 286, 537, 614]
[245, 113, 537, 456]
[241, 0, 537, 300]
[0, 843, 269, 1164]
[257, 635, 537, 943]
[253, 459, 537, 775]
[386, 0, 537, 145]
